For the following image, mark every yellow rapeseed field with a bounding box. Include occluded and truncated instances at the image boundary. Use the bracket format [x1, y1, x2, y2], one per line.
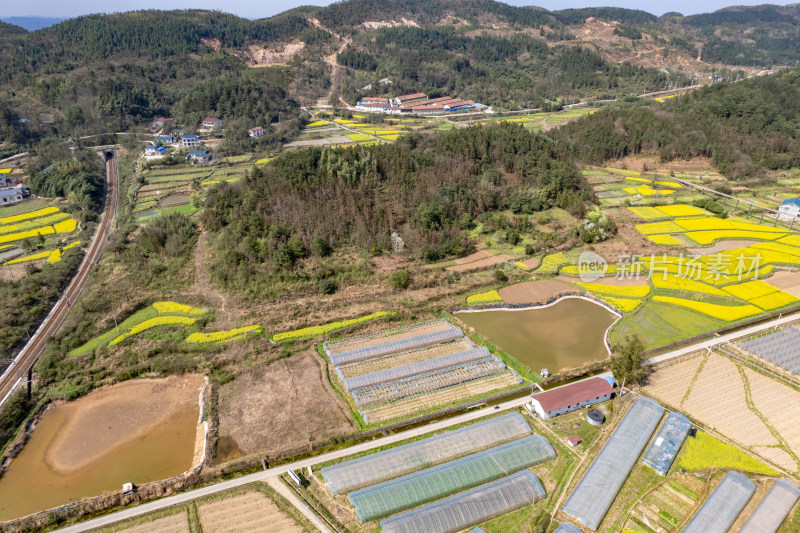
[273, 311, 393, 342]
[466, 290, 503, 305]
[628, 206, 667, 220]
[600, 296, 642, 313]
[0, 206, 60, 225]
[750, 291, 799, 311]
[650, 273, 730, 297]
[647, 235, 684, 246]
[109, 316, 197, 346]
[153, 301, 206, 315]
[576, 282, 650, 298]
[656, 205, 706, 217]
[186, 325, 263, 344]
[653, 296, 761, 321]
[635, 221, 685, 235]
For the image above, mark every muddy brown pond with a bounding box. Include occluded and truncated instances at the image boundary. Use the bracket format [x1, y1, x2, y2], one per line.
[0, 375, 203, 521]
[456, 297, 618, 374]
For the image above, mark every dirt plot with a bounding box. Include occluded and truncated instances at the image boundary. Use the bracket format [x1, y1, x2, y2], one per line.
[454, 250, 493, 264]
[158, 194, 191, 207]
[198, 492, 303, 533]
[518, 257, 541, 269]
[446, 253, 514, 272]
[326, 321, 454, 355]
[498, 280, 577, 305]
[361, 372, 520, 423]
[114, 512, 190, 533]
[765, 270, 800, 297]
[687, 239, 764, 256]
[217, 351, 353, 460]
[338, 339, 474, 379]
[643, 355, 705, 408]
[645, 353, 800, 473]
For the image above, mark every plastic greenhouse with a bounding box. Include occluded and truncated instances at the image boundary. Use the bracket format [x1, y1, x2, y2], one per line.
[342, 347, 491, 391]
[349, 435, 556, 522]
[352, 357, 506, 407]
[641, 411, 691, 475]
[321, 413, 532, 495]
[379, 471, 546, 533]
[683, 471, 755, 533]
[739, 478, 800, 533]
[328, 326, 463, 366]
[554, 524, 583, 533]
[561, 396, 665, 530]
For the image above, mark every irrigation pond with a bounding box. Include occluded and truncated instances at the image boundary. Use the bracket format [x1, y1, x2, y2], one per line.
[455, 297, 618, 375]
[0, 375, 204, 521]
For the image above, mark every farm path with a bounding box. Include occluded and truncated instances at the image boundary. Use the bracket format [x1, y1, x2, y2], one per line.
[266, 478, 335, 533]
[191, 232, 231, 329]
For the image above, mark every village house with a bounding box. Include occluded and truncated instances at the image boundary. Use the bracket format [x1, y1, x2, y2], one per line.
[0, 185, 29, 206]
[391, 93, 428, 106]
[187, 150, 212, 163]
[200, 117, 222, 130]
[181, 135, 201, 148]
[155, 135, 175, 144]
[779, 198, 800, 218]
[150, 116, 174, 129]
[248, 127, 265, 138]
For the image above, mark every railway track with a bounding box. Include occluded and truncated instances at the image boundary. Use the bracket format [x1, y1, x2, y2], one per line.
[0, 149, 118, 406]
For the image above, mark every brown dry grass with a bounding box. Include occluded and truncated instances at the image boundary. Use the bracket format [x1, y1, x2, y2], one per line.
[361, 372, 520, 423]
[198, 492, 303, 533]
[217, 351, 353, 460]
[338, 339, 474, 379]
[498, 280, 576, 305]
[115, 512, 190, 533]
[446, 254, 514, 272]
[454, 250, 493, 264]
[687, 239, 764, 255]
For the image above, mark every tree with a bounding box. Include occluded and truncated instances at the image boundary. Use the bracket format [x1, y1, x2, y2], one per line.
[610, 335, 646, 386]
[388, 270, 411, 290]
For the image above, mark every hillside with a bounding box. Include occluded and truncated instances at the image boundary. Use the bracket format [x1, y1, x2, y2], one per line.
[0, 1, 799, 146]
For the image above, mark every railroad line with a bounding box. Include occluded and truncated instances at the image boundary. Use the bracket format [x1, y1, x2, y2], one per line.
[0, 150, 118, 406]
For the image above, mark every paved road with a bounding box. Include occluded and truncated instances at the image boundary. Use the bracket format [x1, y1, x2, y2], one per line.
[0, 151, 119, 407]
[55, 307, 800, 531]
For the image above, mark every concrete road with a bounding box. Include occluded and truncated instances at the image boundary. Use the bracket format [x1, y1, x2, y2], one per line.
[56, 309, 800, 532]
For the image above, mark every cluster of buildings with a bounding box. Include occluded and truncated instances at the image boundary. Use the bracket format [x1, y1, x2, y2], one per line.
[0, 173, 30, 206]
[357, 93, 486, 115]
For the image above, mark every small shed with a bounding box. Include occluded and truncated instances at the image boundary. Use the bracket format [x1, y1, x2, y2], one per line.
[567, 435, 582, 447]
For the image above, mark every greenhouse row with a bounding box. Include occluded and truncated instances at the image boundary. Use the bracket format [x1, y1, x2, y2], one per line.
[341, 347, 491, 391]
[379, 471, 546, 533]
[682, 471, 756, 533]
[352, 357, 506, 407]
[553, 524, 583, 533]
[349, 434, 556, 521]
[739, 479, 800, 533]
[641, 411, 692, 476]
[328, 325, 463, 366]
[321, 413, 532, 495]
[561, 396, 665, 530]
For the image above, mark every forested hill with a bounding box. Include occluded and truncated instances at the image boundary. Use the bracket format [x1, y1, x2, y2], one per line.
[202, 123, 589, 297]
[0, 21, 27, 35]
[2, 1, 800, 144]
[554, 67, 800, 179]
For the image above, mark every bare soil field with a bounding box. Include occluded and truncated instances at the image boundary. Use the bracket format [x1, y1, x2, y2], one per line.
[326, 320, 454, 355]
[338, 338, 474, 379]
[113, 512, 190, 533]
[498, 280, 577, 305]
[446, 253, 514, 272]
[687, 239, 763, 256]
[765, 270, 800, 298]
[217, 351, 353, 460]
[454, 250, 493, 264]
[198, 491, 303, 533]
[46, 375, 205, 472]
[645, 353, 800, 473]
[361, 372, 520, 423]
[519, 257, 541, 269]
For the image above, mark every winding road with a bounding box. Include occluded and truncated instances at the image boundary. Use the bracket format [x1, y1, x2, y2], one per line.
[0, 149, 118, 406]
